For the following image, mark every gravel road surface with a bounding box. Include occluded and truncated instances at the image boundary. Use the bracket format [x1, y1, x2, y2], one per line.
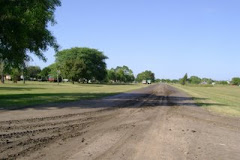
[0, 84, 239, 160]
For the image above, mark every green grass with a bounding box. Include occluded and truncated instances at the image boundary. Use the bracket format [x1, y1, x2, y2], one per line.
[0, 81, 146, 109]
[173, 84, 240, 116]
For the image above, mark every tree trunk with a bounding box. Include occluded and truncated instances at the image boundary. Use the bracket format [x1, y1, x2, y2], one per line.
[23, 76, 25, 84]
[22, 69, 25, 84]
[1, 62, 4, 84]
[1, 73, 4, 84]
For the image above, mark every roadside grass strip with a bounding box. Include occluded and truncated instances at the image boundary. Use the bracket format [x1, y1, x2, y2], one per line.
[0, 81, 146, 109]
[173, 84, 240, 116]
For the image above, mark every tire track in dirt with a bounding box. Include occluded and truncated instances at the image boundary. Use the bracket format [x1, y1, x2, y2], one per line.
[1, 84, 240, 160]
[0, 85, 157, 159]
[0, 114, 105, 159]
[68, 85, 170, 160]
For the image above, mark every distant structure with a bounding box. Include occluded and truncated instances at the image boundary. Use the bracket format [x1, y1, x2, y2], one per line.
[147, 80, 151, 84]
[201, 81, 208, 85]
[142, 80, 151, 84]
[5, 75, 11, 80]
[142, 80, 147, 84]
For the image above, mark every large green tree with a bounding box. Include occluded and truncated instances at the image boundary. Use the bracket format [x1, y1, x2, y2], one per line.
[136, 70, 155, 82]
[108, 66, 135, 83]
[189, 76, 201, 84]
[61, 57, 86, 84]
[56, 47, 108, 83]
[48, 63, 59, 79]
[0, 0, 61, 83]
[39, 66, 51, 80]
[107, 69, 117, 82]
[26, 66, 41, 80]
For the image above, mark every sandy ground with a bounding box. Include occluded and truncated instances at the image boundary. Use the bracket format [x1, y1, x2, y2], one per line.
[0, 84, 240, 160]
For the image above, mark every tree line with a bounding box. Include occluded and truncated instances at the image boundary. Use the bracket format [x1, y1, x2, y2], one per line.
[0, 47, 156, 84]
[178, 73, 240, 86]
[0, 1, 157, 85]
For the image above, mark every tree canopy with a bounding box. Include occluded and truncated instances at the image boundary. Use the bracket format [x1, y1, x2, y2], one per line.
[189, 76, 201, 84]
[231, 77, 240, 85]
[26, 66, 41, 80]
[107, 66, 135, 83]
[61, 57, 86, 83]
[180, 73, 188, 85]
[56, 47, 108, 83]
[39, 66, 51, 80]
[201, 78, 213, 84]
[136, 70, 155, 82]
[48, 63, 59, 79]
[0, 0, 61, 68]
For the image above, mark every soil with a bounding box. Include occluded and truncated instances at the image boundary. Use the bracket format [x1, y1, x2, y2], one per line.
[0, 84, 239, 160]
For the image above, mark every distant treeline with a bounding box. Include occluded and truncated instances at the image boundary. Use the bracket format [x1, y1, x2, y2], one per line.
[160, 73, 240, 86]
[0, 47, 156, 84]
[1, 47, 239, 85]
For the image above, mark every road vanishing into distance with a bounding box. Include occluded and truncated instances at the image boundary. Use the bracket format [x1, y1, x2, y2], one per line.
[0, 84, 240, 160]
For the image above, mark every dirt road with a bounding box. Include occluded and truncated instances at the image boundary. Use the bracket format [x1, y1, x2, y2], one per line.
[0, 84, 240, 160]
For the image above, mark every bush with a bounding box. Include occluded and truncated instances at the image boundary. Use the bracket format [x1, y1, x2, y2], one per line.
[232, 77, 240, 85]
[216, 81, 228, 85]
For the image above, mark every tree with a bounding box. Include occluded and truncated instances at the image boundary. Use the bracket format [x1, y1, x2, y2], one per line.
[11, 68, 21, 83]
[216, 81, 228, 85]
[0, 0, 61, 82]
[56, 47, 108, 83]
[107, 66, 135, 83]
[61, 58, 86, 84]
[231, 77, 240, 85]
[39, 66, 51, 81]
[189, 76, 201, 84]
[48, 63, 58, 79]
[171, 79, 179, 83]
[136, 70, 155, 82]
[180, 73, 188, 85]
[201, 78, 213, 84]
[107, 69, 117, 82]
[26, 66, 41, 80]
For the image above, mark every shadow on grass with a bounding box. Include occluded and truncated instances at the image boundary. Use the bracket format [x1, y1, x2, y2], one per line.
[0, 92, 225, 111]
[0, 87, 46, 91]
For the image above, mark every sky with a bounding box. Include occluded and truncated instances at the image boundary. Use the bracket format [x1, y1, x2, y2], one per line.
[30, 0, 240, 80]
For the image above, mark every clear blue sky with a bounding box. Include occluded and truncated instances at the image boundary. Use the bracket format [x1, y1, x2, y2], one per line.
[30, 0, 240, 80]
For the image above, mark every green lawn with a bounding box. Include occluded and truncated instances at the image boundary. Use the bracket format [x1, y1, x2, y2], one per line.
[173, 84, 240, 116]
[0, 81, 146, 109]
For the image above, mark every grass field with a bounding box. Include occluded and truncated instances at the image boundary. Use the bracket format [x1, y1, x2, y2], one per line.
[173, 84, 240, 116]
[0, 81, 146, 109]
